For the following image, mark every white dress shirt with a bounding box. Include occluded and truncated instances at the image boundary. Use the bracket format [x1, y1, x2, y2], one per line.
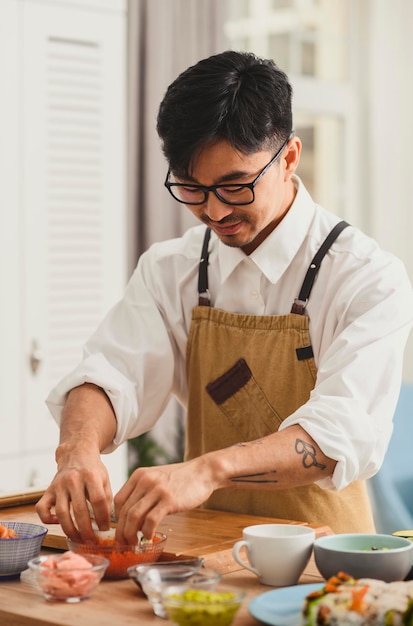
[47, 177, 413, 491]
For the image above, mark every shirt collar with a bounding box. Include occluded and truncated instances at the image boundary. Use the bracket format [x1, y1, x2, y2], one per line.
[217, 176, 315, 284]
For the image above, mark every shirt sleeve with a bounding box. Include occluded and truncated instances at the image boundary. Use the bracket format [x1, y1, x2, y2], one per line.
[46, 254, 179, 451]
[279, 251, 413, 491]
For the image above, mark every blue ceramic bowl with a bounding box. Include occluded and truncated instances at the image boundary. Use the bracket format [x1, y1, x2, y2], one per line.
[0, 521, 48, 579]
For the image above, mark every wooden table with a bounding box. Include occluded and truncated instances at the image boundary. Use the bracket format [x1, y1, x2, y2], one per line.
[0, 505, 331, 625]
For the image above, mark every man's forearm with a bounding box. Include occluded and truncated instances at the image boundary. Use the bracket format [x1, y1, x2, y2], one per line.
[204, 424, 336, 492]
[56, 383, 117, 466]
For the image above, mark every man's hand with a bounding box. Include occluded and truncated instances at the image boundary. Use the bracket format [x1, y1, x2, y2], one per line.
[36, 448, 113, 542]
[36, 383, 118, 542]
[113, 457, 218, 543]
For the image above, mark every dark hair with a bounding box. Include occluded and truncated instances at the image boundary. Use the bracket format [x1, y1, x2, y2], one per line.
[156, 50, 293, 177]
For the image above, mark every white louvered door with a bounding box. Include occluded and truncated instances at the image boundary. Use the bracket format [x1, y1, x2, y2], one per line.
[0, 0, 21, 487]
[10, 0, 128, 491]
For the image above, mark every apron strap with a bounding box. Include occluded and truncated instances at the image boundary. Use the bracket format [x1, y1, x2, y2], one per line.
[198, 221, 350, 311]
[198, 227, 212, 306]
[291, 220, 350, 314]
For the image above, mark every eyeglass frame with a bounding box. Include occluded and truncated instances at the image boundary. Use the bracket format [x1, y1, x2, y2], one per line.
[164, 133, 293, 206]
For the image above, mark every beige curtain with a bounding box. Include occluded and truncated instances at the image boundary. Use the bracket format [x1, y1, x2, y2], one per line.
[127, 0, 227, 456]
[128, 0, 227, 272]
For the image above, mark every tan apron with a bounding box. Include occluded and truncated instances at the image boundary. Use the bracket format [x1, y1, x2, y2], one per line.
[185, 222, 375, 534]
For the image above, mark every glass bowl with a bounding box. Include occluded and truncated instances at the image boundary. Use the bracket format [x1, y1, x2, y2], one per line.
[0, 521, 48, 580]
[161, 584, 245, 626]
[128, 563, 221, 618]
[67, 531, 167, 579]
[28, 552, 109, 602]
[128, 557, 204, 592]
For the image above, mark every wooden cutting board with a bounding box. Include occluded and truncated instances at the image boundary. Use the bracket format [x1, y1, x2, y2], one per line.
[0, 489, 45, 509]
[0, 504, 332, 575]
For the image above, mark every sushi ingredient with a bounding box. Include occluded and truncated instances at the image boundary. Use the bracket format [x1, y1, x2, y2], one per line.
[0, 524, 18, 539]
[303, 571, 413, 625]
[36, 551, 100, 599]
[77, 530, 164, 578]
[163, 589, 242, 626]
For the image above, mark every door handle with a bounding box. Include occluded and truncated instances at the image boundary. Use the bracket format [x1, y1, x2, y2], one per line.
[30, 339, 43, 374]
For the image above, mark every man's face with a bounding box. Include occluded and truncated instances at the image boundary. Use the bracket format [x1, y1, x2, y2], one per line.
[175, 138, 299, 254]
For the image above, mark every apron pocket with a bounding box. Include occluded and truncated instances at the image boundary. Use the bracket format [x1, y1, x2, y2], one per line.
[206, 358, 283, 441]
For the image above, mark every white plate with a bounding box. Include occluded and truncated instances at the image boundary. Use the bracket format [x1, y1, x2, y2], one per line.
[248, 582, 324, 626]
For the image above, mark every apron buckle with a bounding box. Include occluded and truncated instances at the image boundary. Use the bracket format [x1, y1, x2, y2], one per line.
[198, 289, 211, 306]
[291, 298, 308, 315]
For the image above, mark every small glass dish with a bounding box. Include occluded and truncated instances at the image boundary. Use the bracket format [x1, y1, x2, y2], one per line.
[128, 557, 204, 591]
[128, 563, 221, 618]
[28, 552, 109, 603]
[161, 584, 245, 626]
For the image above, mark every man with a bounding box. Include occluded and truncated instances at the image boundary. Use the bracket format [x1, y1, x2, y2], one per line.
[36, 51, 413, 544]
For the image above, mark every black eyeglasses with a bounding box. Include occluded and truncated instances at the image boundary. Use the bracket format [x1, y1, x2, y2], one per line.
[164, 135, 292, 206]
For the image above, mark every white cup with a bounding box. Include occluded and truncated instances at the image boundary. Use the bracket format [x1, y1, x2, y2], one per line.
[232, 523, 315, 586]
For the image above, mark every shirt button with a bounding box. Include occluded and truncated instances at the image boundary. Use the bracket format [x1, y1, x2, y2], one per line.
[251, 290, 260, 299]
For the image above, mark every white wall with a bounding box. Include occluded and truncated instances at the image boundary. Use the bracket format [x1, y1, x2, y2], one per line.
[363, 0, 413, 382]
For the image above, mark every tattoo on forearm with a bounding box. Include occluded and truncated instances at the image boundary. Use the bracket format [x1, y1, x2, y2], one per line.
[295, 439, 326, 470]
[230, 438, 325, 483]
[234, 439, 263, 448]
[231, 471, 278, 484]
